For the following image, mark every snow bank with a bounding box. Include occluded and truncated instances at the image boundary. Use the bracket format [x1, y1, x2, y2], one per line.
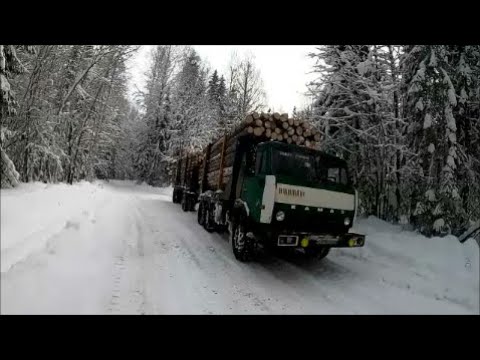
[347, 216, 479, 311]
[1, 181, 109, 273]
[352, 216, 478, 273]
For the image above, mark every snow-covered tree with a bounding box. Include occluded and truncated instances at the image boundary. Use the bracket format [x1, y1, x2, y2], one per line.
[309, 45, 406, 220]
[170, 48, 216, 152]
[1, 45, 35, 188]
[223, 53, 266, 130]
[309, 44, 480, 236]
[1, 45, 138, 187]
[403, 45, 480, 235]
[134, 46, 181, 185]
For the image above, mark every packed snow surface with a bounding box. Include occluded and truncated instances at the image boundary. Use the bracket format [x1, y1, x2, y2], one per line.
[1, 181, 478, 314]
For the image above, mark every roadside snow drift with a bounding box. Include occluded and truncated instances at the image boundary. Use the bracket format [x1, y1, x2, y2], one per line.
[1, 181, 478, 314]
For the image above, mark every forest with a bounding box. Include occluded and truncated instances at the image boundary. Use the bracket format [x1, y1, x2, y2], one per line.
[1, 45, 479, 236]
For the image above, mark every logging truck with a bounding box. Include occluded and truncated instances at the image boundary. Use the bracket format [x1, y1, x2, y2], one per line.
[172, 112, 365, 262]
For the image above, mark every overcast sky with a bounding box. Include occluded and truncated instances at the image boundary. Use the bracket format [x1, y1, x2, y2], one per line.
[127, 45, 318, 114]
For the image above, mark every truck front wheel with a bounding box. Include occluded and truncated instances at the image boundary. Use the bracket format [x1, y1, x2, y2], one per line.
[172, 188, 180, 203]
[231, 214, 254, 262]
[181, 194, 188, 212]
[197, 202, 205, 226]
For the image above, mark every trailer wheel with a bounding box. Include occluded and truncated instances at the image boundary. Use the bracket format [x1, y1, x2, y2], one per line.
[203, 205, 216, 233]
[304, 246, 330, 260]
[197, 202, 205, 226]
[231, 214, 254, 262]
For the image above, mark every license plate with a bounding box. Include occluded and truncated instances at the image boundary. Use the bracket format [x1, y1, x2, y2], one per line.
[278, 235, 299, 246]
[311, 235, 339, 244]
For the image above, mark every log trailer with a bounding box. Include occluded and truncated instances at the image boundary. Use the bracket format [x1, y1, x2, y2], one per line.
[172, 112, 365, 262]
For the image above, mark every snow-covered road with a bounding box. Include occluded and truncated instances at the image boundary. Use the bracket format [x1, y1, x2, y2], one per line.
[1, 181, 478, 314]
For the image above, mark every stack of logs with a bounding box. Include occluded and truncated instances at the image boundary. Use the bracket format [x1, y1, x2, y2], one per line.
[176, 152, 202, 187]
[202, 111, 320, 190]
[245, 111, 320, 148]
[205, 133, 235, 190]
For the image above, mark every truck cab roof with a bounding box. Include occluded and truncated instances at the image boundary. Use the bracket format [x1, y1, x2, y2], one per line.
[257, 140, 347, 168]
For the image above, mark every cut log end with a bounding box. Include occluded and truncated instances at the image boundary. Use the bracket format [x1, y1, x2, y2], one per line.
[253, 127, 263, 136]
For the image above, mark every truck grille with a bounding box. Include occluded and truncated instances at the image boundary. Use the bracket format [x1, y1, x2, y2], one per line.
[272, 205, 352, 234]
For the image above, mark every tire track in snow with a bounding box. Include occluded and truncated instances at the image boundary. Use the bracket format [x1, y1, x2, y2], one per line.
[136, 199, 276, 314]
[107, 254, 126, 313]
[107, 196, 148, 314]
[132, 199, 148, 314]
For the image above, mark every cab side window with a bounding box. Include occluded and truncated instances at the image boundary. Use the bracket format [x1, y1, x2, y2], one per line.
[255, 151, 263, 175]
[327, 168, 340, 182]
[326, 167, 348, 185]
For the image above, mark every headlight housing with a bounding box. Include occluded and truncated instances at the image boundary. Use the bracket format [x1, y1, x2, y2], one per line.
[276, 211, 285, 222]
[344, 217, 351, 226]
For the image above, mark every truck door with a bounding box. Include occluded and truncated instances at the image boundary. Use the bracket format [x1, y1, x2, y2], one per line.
[235, 152, 247, 198]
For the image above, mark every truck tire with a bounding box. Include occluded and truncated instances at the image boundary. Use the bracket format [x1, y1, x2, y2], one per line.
[189, 198, 196, 212]
[197, 202, 205, 226]
[181, 193, 188, 212]
[203, 205, 216, 233]
[172, 188, 179, 203]
[305, 246, 330, 260]
[231, 214, 254, 262]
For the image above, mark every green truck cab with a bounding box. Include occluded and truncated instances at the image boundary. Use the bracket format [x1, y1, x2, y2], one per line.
[193, 135, 365, 262]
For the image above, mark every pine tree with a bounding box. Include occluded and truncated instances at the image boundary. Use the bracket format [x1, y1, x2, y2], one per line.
[403, 45, 480, 235]
[134, 45, 178, 185]
[207, 69, 220, 104]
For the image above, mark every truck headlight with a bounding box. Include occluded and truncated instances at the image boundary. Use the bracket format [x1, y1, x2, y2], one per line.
[276, 211, 285, 222]
[344, 217, 351, 226]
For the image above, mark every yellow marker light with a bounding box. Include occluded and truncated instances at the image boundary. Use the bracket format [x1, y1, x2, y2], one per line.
[301, 238, 309, 247]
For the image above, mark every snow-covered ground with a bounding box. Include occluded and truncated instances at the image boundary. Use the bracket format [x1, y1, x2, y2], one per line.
[1, 180, 478, 314]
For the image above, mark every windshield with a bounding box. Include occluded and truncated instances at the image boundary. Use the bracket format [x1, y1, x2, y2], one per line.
[271, 150, 317, 181]
[271, 149, 349, 185]
[317, 165, 349, 185]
